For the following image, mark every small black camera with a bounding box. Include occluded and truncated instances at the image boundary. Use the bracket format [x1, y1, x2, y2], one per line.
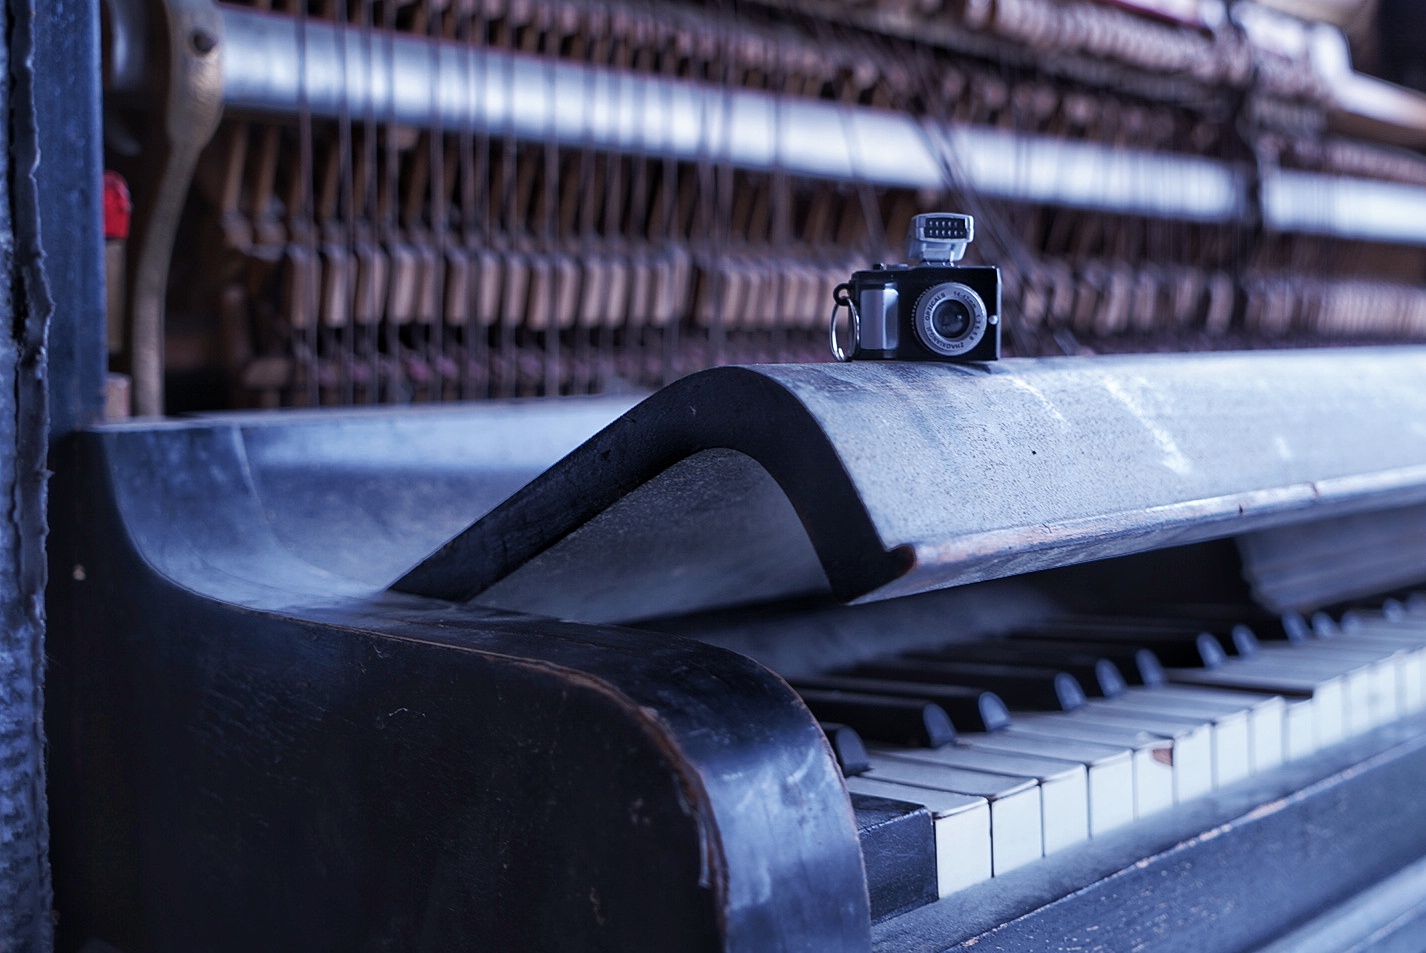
[831, 213, 1000, 363]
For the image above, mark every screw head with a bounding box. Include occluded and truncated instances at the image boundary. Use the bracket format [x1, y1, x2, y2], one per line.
[191, 30, 217, 55]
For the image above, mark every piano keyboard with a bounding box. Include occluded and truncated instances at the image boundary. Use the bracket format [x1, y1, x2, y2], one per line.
[815, 596, 1426, 921]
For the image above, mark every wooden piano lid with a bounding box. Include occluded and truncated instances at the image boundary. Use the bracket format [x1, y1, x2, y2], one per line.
[393, 348, 1426, 623]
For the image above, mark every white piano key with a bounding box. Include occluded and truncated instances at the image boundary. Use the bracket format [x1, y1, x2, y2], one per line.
[844, 776, 993, 897]
[1248, 654, 1384, 736]
[1168, 668, 1345, 750]
[1086, 695, 1252, 787]
[1003, 722, 1174, 819]
[1286, 640, 1417, 720]
[1330, 629, 1426, 713]
[870, 745, 1089, 855]
[1319, 628, 1426, 653]
[1042, 708, 1215, 802]
[1340, 654, 1401, 727]
[1336, 622, 1426, 653]
[1338, 664, 1378, 736]
[1263, 643, 1400, 716]
[1283, 698, 1318, 760]
[864, 755, 1043, 875]
[956, 733, 1135, 836]
[1397, 655, 1423, 715]
[1147, 685, 1286, 772]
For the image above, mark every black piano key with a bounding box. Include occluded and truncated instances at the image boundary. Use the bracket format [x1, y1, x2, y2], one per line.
[1311, 611, 1342, 639]
[850, 794, 938, 922]
[1138, 604, 1313, 644]
[1227, 624, 1260, 657]
[990, 637, 1167, 687]
[1383, 598, 1411, 621]
[1340, 600, 1420, 633]
[846, 659, 1087, 713]
[1064, 614, 1261, 658]
[792, 675, 1012, 732]
[905, 644, 1127, 698]
[1100, 610, 1311, 647]
[821, 722, 871, 776]
[1282, 611, 1319, 642]
[1228, 609, 1313, 644]
[799, 689, 957, 748]
[1329, 596, 1410, 622]
[1058, 615, 1257, 658]
[1231, 611, 1314, 643]
[1010, 625, 1227, 669]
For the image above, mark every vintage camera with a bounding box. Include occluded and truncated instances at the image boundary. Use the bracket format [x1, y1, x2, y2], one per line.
[831, 213, 1000, 363]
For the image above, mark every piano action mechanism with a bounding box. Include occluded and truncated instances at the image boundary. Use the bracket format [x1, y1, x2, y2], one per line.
[99, 0, 1426, 413]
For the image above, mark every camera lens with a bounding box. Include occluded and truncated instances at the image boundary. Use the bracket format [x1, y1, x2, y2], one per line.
[931, 299, 972, 340]
[912, 282, 989, 358]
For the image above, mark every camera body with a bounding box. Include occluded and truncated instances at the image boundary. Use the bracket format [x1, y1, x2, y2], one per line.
[837, 213, 1001, 363]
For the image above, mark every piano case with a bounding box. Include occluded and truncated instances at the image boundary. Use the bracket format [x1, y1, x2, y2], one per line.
[46, 349, 1426, 952]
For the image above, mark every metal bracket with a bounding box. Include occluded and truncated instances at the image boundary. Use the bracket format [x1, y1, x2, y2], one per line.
[117, 0, 224, 415]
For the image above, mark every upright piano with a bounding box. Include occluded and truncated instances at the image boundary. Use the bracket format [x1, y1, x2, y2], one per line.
[37, 0, 1426, 949]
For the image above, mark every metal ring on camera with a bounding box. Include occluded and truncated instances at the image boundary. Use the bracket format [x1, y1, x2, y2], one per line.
[830, 297, 859, 362]
[912, 282, 988, 358]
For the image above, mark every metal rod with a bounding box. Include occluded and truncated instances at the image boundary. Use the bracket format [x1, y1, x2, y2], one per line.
[216, 5, 1244, 222]
[107, 3, 1426, 244]
[1264, 170, 1426, 246]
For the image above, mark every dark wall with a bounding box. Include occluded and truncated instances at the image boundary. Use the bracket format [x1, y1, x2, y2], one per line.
[1379, 1, 1426, 93]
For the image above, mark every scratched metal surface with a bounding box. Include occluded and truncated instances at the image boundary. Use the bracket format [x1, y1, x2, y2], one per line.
[396, 348, 1426, 622]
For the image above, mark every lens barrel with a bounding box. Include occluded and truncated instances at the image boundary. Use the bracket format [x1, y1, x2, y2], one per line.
[913, 282, 988, 357]
[931, 299, 972, 339]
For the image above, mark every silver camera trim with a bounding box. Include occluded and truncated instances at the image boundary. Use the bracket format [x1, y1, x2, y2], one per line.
[908, 212, 973, 265]
[857, 287, 900, 352]
[913, 282, 989, 357]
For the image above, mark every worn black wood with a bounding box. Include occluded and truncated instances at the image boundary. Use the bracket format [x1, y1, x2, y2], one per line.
[851, 796, 937, 923]
[46, 421, 871, 953]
